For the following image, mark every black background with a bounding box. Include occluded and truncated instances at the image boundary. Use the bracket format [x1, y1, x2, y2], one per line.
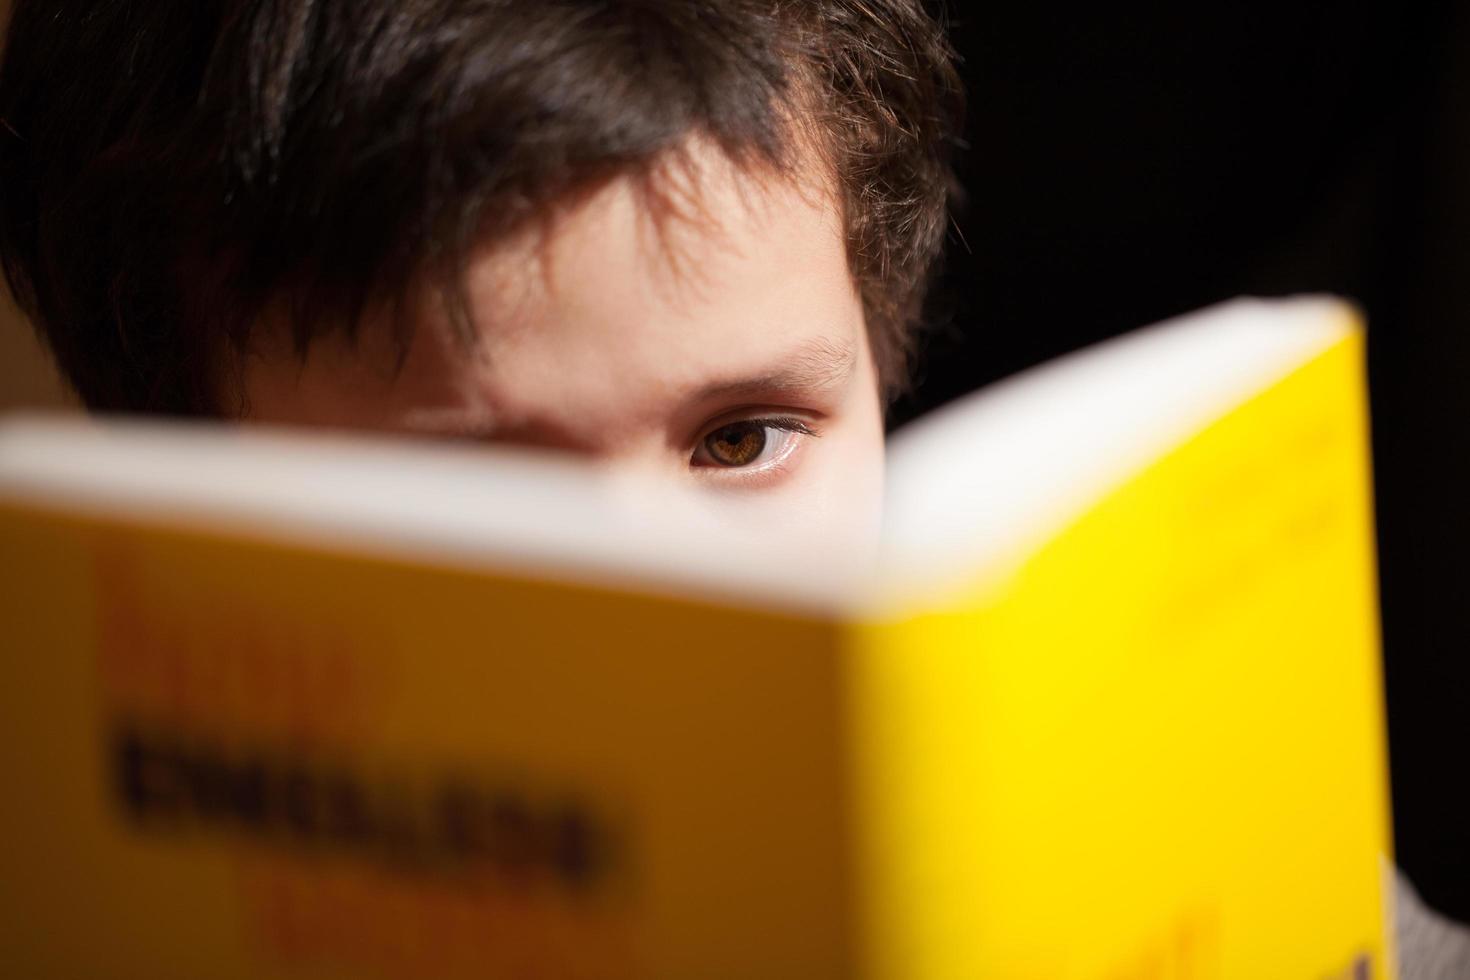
[898, 2, 1470, 920]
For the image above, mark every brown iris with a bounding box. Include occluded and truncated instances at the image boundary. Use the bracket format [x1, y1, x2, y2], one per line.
[703, 422, 767, 467]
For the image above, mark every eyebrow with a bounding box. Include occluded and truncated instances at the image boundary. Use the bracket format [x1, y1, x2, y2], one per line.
[689, 336, 859, 404]
[398, 405, 506, 441]
[395, 335, 860, 444]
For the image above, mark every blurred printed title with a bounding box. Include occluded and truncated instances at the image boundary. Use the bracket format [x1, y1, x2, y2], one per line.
[4, 0, 1470, 928]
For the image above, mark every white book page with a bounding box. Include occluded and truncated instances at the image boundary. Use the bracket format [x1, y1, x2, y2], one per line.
[0, 296, 1353, 619]
[878, 295, 1354, 611]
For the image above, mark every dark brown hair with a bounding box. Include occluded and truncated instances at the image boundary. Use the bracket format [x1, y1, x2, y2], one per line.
[0, 0, 961, 414]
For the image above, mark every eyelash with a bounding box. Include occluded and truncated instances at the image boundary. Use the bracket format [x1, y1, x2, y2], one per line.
[690, 415, 819, 475]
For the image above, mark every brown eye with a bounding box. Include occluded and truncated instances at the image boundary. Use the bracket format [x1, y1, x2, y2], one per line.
[690, 416, 817, 473]
[703, 421, 767, 467]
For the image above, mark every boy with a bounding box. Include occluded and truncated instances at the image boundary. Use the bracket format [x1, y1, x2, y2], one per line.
[0, 0, 961, 539]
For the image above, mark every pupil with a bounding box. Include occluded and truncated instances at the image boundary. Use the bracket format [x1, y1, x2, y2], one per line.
[709, 423, 766, 466]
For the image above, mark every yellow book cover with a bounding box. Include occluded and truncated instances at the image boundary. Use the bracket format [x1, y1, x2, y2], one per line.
[0, 296, 1391, 978]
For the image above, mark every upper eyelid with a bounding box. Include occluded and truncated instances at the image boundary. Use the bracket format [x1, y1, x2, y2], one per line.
[693, 409, 821, 442]
[723, 416, 818, 436]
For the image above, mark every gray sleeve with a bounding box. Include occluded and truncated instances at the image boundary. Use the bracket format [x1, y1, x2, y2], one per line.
[1398, 867, 1470, 979]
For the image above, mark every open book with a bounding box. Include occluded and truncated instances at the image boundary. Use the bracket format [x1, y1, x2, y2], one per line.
[0, 296, 1392, 978]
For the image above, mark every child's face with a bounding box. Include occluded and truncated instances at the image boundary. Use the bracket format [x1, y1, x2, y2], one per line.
[239, 146, 886, 544]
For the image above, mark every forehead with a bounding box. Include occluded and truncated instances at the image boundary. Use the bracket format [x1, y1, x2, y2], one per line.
[482, 148, 848, 341]
[397, 145, 865, 421]
[239, 142, 868, 430]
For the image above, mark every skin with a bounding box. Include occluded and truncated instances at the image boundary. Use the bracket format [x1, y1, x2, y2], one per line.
[238, 143, 886, 549]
